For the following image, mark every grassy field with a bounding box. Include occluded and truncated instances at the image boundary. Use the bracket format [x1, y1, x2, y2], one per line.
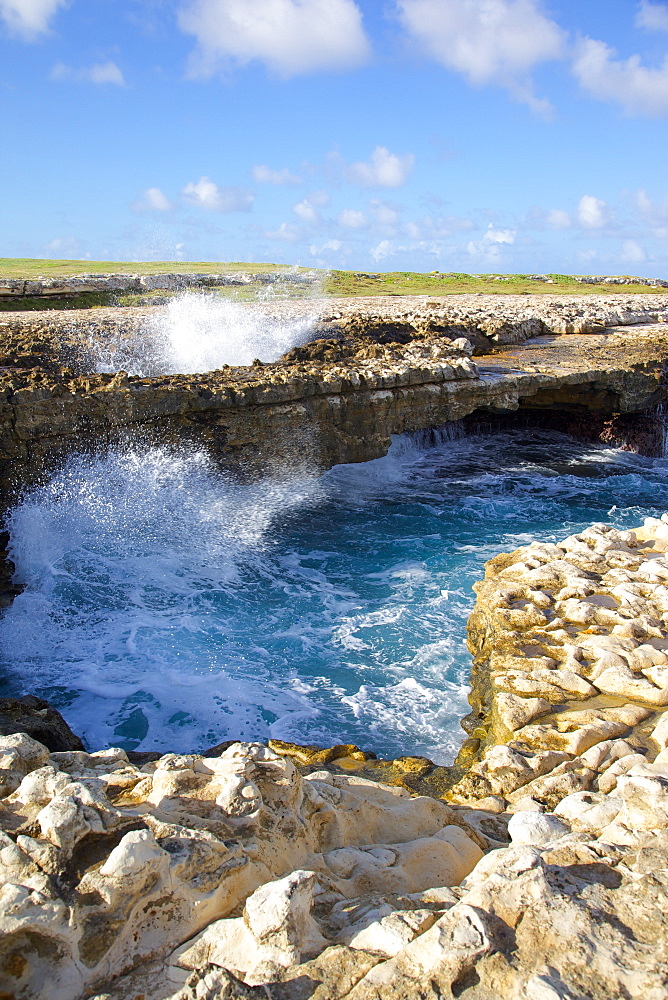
[325, 270, 668, 297]
[0, 259, 295, 278]
[0, 258, 666, 302]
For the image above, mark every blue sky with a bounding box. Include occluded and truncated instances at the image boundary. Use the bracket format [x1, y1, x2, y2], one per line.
[1, 0, 667, 275]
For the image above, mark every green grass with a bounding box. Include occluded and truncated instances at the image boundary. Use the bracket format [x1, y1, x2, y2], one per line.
[0, 258, 299, 278]
[0, 259, 665, 302]
[323, 269, 668, 297]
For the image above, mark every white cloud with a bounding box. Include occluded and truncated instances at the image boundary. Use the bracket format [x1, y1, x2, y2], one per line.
[396, 0, 566, 112]
[466, 223, 515, 259]
[263, 221, 300, 240]
[370, 239, 395, 262]
[293, 198, 320, 223]
[338, 208, 368, 229]
[133, 187, 174, 212]
[51, 60, 125, 86]
[182, 176, 254, 212]
[0, 0, 67, 39]
[88, 62, 125, 85]
[252, 164, 301, 184]
[370, 199, 400, 228]
[178, 0, 370, 77]
[310, 239, 342, 254]
[636, 0, 668, 32]
[572, 37, 668, 117]
[292, 192, 328, 224]
[484, 225, 515, 244]
[577, 194, 608, 229]
[347, 146, 415, 188]
[546, 208, 572, 230]
[621, 239, 647, 263]
[635, 188, 668, 229]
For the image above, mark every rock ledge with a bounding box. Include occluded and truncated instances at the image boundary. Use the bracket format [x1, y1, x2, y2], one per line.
[2, 517, 668, 999]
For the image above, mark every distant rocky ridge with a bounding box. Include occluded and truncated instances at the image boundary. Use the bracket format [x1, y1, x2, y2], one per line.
[0, 271, 667, 299]
[0, 270, 320, 298]
[2, 516, 668, 999]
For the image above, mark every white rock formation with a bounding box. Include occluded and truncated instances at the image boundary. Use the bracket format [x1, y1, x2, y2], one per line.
[0, 739, 482, 999]
[3, 516, 668, 999]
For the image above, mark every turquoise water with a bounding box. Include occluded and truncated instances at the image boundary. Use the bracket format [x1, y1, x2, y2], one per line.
[1, 427, 667, 763]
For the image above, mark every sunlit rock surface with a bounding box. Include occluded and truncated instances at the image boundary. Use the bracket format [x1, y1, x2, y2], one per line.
[1, 295, 668, 503]
[0, 740, 481, 998]
[2, 517, 668, 998]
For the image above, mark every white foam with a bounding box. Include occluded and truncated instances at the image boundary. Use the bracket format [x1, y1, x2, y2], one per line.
[93, 292, 321, 376]
[1, 428, 666, 763]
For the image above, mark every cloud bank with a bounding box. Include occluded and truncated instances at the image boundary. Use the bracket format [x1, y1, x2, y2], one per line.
[395, 0, 566, 112]
[0, 0, 67, 39]
[178, 0, 370, 77]
[572, 37, 668, 117]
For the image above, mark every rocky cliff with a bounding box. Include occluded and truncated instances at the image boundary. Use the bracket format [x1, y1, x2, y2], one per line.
[1, 294, 668, 507]
[1, 516, 668, 1000]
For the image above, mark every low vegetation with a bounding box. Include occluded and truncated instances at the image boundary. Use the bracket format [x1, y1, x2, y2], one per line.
[0, 259, 665, 310]
[324, 269, 668, 297]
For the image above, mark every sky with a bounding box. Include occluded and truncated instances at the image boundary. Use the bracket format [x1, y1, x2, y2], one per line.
[1, 0, 667, 276]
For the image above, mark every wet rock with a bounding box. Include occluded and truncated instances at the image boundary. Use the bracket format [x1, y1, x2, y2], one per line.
[0, 696, 85, 752]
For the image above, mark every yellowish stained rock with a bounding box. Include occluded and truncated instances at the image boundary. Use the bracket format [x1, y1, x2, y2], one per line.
[3, 516, 668, 999]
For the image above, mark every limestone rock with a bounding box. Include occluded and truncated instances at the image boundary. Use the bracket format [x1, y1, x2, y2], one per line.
[0, 741, 483, 999]
[0, 732, 50, 796]
[507, 810, 570, 846]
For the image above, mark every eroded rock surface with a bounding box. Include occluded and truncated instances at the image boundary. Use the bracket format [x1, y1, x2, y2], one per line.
[0, 740, 482, 999]
[1, 296, 668, 507]
[2, 518, 668, 999]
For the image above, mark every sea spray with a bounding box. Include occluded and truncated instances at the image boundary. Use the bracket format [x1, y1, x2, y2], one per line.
[92, 292, 321, 377]
[1, 428, 667, 760]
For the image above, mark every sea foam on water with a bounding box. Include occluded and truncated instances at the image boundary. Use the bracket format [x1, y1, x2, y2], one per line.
[0, 429, 666, 760]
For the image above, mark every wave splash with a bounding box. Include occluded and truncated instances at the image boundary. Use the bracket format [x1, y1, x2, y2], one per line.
[1, 429, 666, 761]
[93, 292, 320, 376]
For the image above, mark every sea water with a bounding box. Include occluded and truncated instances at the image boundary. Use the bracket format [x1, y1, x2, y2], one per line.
[1, 428, 666, 763]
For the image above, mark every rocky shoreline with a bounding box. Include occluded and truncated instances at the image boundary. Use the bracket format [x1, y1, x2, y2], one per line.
[1, 516, 668, 999]
[1, 294, 668, 511]
[1, 273, 667, 301]
[2, 293, 668, 997]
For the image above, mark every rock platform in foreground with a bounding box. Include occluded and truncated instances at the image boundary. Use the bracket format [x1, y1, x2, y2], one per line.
[2, 516, 668, 999]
